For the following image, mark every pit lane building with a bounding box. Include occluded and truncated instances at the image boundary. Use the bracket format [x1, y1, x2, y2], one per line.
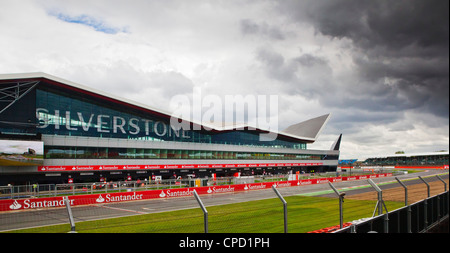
[0, 73, 340, 184]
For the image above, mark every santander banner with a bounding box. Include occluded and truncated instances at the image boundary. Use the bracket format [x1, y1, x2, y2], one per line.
[0, 173, 392, 212]
[37, 162, 324, 172]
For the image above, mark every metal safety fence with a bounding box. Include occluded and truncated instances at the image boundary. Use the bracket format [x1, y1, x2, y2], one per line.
[0, 171, 392, 200]
[0, 174, 448, 233]
[0, 174, 302, 200]
[334, 191, 449, 233]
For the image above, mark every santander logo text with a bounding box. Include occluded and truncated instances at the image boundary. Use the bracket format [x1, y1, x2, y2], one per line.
[207, 186, 235, 193]
[159, 189, 194, 198]
[95, 193, 143, 203]
[8, 197, 75, 210]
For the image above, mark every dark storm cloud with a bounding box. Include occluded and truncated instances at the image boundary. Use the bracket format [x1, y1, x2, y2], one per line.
[256, 46, 333, 97]
[275, 0, 449, 118]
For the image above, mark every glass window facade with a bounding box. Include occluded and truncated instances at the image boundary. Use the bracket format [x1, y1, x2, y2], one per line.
[44, 145, 336, 161]
[35, 88, 307, 149]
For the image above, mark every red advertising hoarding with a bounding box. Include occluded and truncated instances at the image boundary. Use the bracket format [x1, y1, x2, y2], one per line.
[37, 162, 324, 172]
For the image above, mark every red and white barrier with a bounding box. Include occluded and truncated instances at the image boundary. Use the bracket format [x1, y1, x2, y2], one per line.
[37, 162, 324, 172]
[0, 173, 392, 212]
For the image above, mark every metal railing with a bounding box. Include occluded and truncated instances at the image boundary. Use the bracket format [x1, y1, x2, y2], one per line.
[2, 173, 447, 233]
[0, 170, 402, 200]
[334, 191, 448, 233]
[334, 176, 449, 233]
[0, 174, 293, 199]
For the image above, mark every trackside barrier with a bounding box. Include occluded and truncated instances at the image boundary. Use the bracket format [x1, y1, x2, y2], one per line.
[334, 191, 449, 233]
[1, 172, 391, 200]
[193, 190, 208, 233]
[0, 173, 393, 212]
[308, 223, 352, 233]
[272, 185, 288, 233]
[328, 182, 345, 229]
[64, 196, 76, 233]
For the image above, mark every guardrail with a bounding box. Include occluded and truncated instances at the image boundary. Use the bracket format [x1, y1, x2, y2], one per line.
[333, 176, 449, 233]
[0, 174, 448, 233]
[334, 191, 449, 233]
[0, 171, 395, 200]
[0, 173, 394, 212]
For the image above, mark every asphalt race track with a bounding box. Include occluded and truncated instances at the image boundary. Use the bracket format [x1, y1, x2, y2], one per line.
[0, 170, 447, 232]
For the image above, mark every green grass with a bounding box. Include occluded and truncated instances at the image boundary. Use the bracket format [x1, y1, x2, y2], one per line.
[6, 196, 404, 233]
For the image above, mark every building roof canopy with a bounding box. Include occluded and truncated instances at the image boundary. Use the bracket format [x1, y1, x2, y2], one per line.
[0, 72, 330, 144]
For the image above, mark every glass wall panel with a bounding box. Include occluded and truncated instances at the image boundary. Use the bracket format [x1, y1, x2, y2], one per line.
[160, 149, 167, 159]
[193, 150, 200, 159]
[152, 149, 160, 159]
[127, 148, 136, 159]
[44, 145, 327, 161]
[108, 148, 119, 159]
[167, 149, 176, 159]
[135, 149, 145, 159]
[36, 88, 308, 150]
[98, 147, 108, 159]
[144, 149, 152, 159]
[174, 150, 181, 159]
[117, 148, 128, 159]
[45, 146, 63, 159]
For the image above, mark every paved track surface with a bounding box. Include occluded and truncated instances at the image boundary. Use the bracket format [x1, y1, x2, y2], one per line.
[1, 170, 447, 232]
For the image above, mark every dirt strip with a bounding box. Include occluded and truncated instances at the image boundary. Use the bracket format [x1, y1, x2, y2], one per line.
[346, 179, 449, 203]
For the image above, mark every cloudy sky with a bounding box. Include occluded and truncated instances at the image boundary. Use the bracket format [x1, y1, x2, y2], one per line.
[1, 0, 448, 160]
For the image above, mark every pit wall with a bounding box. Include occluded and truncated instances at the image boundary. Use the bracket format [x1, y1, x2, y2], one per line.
[1, 173, 392, 212]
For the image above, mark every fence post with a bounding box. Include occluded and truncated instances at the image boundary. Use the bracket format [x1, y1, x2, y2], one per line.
[193, 190, 208, 233]
[418, 176, 430, 198]
[272, 185, 288, 233]
[367, 179, 390, 233]
[350, 224, 356, 233]
[328, 182, 345, 229]
[64, 196, 76, 233]
[436, 176, 449, 219]
[435, 175, 447, 192]
[383, 213, 389, 233]
[395, 177, 408, 206]
[418, 176, 429, 230]
[367, 179, 388, 216]
[407, 205, 412, 233]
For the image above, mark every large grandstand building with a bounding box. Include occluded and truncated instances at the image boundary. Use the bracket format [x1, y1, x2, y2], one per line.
[0, 73, 340, 185]
[362, 151, 449, 169]
[338, 152, 449, 171]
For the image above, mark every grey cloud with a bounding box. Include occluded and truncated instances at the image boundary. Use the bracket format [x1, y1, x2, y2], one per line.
[256, 47, 296, 83]
[295, 54, 327, 67]
[256, 47, 331, 87]
[279, 0, 448, 54]
[275, 0, 449, 118]
[240, 19, 285, 40]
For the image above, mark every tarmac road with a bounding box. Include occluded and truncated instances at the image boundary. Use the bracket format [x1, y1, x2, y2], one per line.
[0, 169, 447, 232]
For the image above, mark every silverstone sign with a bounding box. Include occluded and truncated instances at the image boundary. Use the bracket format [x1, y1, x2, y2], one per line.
[36, 108, 191, 139]
[35, 87, 279, 141]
